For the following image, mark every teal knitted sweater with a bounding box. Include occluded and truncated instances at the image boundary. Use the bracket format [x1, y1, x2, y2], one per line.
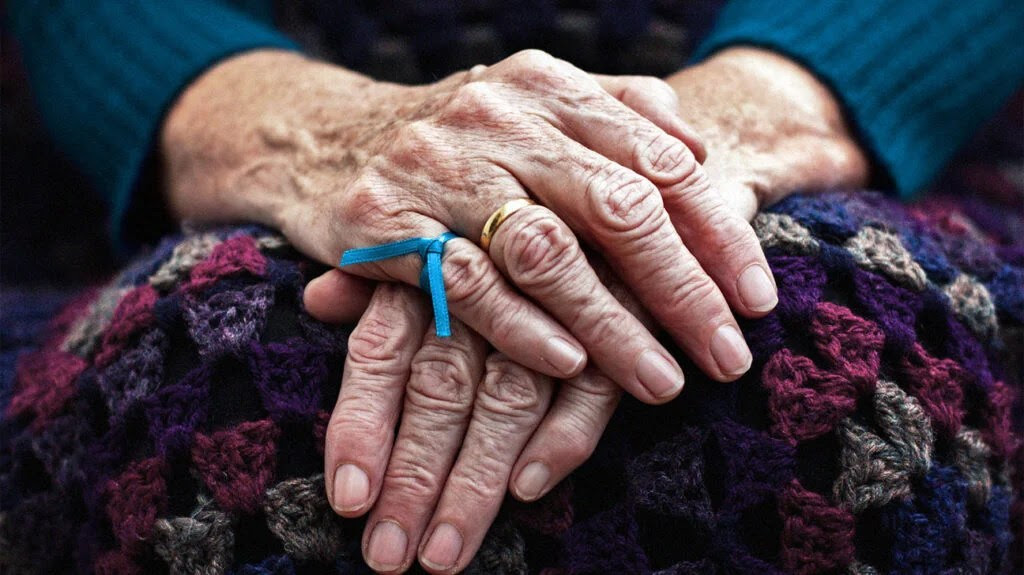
[9, 1, 1024, 246]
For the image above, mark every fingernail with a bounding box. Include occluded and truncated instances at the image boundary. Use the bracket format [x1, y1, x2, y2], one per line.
[366, 520, 407, 571]
[333, 464, 369, 512]
[635, 350, 684, 398]
[543, 337, 585, 375]
[737, 265, 778, 312]
[711, 324, 752, 377]
[515, 461, 551, 501]
[421, 523, 463, 571]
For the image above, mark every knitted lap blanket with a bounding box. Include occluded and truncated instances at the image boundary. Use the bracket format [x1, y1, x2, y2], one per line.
[1, 188, 1022, 575]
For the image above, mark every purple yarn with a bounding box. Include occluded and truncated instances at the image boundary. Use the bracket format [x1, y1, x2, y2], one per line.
[185, 283, 274, 358]
[766, 255, 827, 322]
[851, 267, 922, 353]
[31, 411, 94, 489]
[988, 265, 1024, 323]
[144, 363, 212, 456]
[884, 466, 971, 573]
[899, 229, 959, 284]
[772, 194, 860, 241]
[97, 329, 167, 420]
[627, 427, 713, 522]
[713, 419, 795, 513]
[248, 338, 328, 422]
[2, 186, 1021, 572]
[562, 503, 651, 574]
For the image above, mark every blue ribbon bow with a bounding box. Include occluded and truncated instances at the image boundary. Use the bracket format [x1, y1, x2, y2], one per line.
[339, 232, 460, 337]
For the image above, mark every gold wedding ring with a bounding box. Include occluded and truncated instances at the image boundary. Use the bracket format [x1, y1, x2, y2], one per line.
[480, 198, 536, 252]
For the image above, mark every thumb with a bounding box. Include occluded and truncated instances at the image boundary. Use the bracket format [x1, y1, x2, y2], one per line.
[304, 268, 376, 324]
[715, 178, 761, 222]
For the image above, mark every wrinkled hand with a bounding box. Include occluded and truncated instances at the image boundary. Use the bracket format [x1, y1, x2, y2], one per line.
[302, 71, 697, 573]
[307, 259, 647, 574]
[666, 47, 870, 220]
[164, 50, 777, 408]
[302, 47, 873, 574]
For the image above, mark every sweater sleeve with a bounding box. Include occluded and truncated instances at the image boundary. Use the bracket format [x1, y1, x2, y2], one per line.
[694, 0, 1024, 198]
[8, 0, 298, 248]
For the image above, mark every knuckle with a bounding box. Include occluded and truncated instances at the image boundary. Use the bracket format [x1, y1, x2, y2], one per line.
[709, 212, 762, 263]
[586, 165, 665, 234]
[666, 270, 722, 315]
[508, 48, 558, 69]
[502, 50, 578, 93]
[347, 313, 415, 370]
[447, 452, 510, 503]
[383, 454, 444, 502]
[442, 248, 496, 308]
[478, 356, 545, 416]
[407, 345, 477, 411]
[547, 416, 600, 464]
[443, 82, 509, 126]
[637, 132, 694, 176]
[567, 372, 622, 403]
[388, 120, 442, 166]
[339, 179, 402, 227]
[662, 166, 714, 212]
[347, 317, 397, 363]
[327, 398, 393, 447]
[480, 299, 529, 343]
[502, 212, 580, 289]
[566, 302, 626, 347]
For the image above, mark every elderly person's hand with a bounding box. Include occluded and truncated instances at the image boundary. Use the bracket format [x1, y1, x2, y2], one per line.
[302, 46, 870, 574]
[307, 257, 650, 574]
[666, 47, 871, 220]
[296, 70, 691, 573]
[163, 49, 774, 402]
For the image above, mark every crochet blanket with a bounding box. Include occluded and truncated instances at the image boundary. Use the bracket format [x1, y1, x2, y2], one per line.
[1, 186, 1021, 574]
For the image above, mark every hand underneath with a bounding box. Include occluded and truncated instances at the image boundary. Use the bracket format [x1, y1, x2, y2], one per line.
[665, 47, 871, 221]
[307, 262, 647, 574]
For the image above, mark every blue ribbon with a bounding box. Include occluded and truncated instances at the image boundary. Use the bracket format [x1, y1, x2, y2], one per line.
[339, 232, 460, 337]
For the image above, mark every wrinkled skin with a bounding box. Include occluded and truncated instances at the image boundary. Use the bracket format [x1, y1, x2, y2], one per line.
[163, 47, 867, 573]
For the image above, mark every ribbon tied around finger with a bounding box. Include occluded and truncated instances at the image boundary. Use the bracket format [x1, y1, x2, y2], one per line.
[339, 232, 460, 337]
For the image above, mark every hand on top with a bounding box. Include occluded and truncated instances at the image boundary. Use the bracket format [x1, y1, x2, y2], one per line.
[163, 45, 867, 573]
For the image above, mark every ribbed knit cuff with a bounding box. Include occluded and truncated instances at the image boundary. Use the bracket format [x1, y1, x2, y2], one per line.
[695, 0, 1024, 198]
[10, 0, 298, 249]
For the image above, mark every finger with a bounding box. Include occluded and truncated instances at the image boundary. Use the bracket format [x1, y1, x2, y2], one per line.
[362, 319, 487, 573]
[485, 203, 685, 403]
[658, 164, 779, 317]
[546, 76, 704, 191]
[545, 89, 778, 319]
[507, 142, 753, 381]
[331, 210, 587, 380]
[324, 284, 427, 517]
[714, 177, 761, 222]
[591, 74, 707, 163]
[511, 367, 621, 502]
[418, 355, 554, 573]
[304, 268, 376, 324]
